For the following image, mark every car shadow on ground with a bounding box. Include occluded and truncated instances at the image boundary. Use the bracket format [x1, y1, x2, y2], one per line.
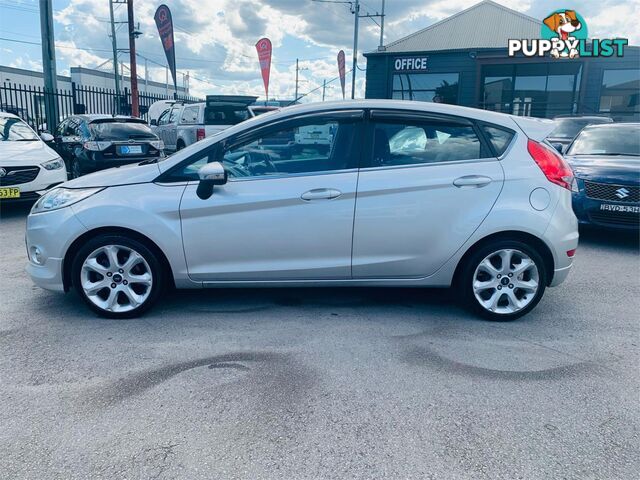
[578, 226, 639, 252]
[0, 201, 33, 220]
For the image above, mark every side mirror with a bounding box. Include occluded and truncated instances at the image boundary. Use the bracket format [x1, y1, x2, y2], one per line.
[150, 119, 157, 126]
[40, 132, 54, 142]
[551, 143, 564, 154]
[196, 161, 227, 200]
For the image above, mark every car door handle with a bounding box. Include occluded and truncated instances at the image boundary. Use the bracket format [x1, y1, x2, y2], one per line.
[453, 175, 492, 188]
[301, 188, 341, 201]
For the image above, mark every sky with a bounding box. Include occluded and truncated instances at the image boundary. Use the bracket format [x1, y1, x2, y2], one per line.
[0, 0, 638, 102]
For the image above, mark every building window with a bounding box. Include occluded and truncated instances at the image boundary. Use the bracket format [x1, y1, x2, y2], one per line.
[481, 63, 582, 118]
[599, 69, 640, 117]
[392, 73, 459, 104]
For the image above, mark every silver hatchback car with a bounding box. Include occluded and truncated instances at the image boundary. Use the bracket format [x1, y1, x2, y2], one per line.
[26, 100, 578, 321]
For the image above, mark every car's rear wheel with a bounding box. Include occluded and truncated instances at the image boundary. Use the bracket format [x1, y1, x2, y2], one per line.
[72, 235, 165, 319]
[176, 140, 185, 151]
[460, 240, 547, 321]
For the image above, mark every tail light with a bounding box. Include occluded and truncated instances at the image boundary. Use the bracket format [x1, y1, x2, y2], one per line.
[527, 139, 574, 190]
[196, 128, 206, 142]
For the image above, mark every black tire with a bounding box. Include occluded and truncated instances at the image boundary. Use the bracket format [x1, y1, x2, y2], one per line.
[71, 234, 166, 319]
[70, 159, 82, 179]
[459, 239, 547, 321]
[176, 140, 185, 151]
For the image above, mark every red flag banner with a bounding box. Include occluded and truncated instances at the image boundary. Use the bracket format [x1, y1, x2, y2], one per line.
[255, 38, 272, 100]
[337, 50, 346, 99]
[154, 5, 177, 91]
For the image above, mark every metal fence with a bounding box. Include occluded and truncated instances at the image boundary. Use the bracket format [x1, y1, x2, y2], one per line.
[0, 82, 202, 131]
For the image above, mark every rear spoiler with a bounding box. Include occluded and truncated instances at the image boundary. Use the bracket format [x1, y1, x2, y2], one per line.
[509, 116, 556, 142]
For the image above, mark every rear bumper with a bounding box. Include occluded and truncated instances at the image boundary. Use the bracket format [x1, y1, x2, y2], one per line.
[79, 153, 162, 174]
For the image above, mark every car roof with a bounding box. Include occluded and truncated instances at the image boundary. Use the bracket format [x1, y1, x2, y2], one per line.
[245, 99, 526, 128]
[74, 114, 144, 122]
[582, 122, 639, 129]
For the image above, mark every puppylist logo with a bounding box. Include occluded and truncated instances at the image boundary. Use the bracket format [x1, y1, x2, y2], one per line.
[509, 9, 628, 59]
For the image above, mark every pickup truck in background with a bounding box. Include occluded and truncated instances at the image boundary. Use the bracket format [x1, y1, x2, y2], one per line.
[150, 96, 278, 152]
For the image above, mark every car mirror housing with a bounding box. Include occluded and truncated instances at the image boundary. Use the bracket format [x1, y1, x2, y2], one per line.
[40, 132, 54, 142]
[196, 161, 227, 200]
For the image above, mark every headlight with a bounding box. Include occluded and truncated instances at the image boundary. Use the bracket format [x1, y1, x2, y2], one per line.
[84, 141, 112, 151]
[31, 187, 104, 214]
[150, 140, 165, 150]
[41, 157, 65, 170]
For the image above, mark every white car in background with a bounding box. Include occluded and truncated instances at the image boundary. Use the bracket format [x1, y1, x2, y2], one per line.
[0, 112, 67, 202]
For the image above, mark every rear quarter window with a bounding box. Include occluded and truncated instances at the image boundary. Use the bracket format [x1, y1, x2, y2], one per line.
[481, 125, 515, 157]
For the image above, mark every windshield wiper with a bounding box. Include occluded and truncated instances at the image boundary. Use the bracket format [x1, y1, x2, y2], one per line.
[15, 138, 39, 141]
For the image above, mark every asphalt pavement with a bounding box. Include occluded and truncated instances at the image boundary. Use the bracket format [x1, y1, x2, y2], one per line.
[1, 202, 638, 480]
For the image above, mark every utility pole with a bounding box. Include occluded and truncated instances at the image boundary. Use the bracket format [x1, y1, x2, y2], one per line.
[39, 0, 58, 131]
[294, 58, 299, 103]
[108, 0, 120, 102]
[322, 79, 327, 101]
[144, 57, 148, 92]
[379, 0, 385, 48]
[126, 0, 139, 117]
[351, 0, 359, 99]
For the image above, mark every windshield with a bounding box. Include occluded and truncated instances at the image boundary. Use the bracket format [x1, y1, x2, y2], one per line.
[549, 118, 611, 139]
[0, 116, 39, 141]
[204, 106, 250, 126]
[90, 121, 156, 141]
[567, 125, 640, 157]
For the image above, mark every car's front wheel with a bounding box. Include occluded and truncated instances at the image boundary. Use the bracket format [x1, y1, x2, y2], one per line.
[71, 235, 165, 318]
[460, 240, 547, 321]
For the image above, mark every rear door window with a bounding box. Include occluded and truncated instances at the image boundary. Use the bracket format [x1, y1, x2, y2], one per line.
[481, 125, 515, 156]
[370, 119, 486, 167]
[180, 106, 199, 124]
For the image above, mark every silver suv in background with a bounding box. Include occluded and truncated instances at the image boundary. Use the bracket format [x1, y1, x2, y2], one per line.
[26, 100, 578, 320]
[151, 96, 277, 152]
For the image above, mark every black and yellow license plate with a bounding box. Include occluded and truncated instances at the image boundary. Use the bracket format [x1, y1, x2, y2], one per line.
[0, 187, 21, 199]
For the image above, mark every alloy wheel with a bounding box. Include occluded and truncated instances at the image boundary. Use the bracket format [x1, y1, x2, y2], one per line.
[80, 244, 153, 313]
[472, 248, 540, 315]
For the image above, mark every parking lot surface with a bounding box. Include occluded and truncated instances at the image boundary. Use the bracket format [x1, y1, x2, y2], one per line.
[1, 203, 638, 480]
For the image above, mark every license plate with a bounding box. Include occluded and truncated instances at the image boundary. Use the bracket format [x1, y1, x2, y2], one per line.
[0, 187, 20, 199]
[119, 145, 143, 155]
[599, 204, 640, 213]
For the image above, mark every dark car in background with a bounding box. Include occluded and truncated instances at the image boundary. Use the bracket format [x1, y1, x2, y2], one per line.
[51, 115, 164, 178]
[566, 123, 640, 230]
[547, 116, 614, 153]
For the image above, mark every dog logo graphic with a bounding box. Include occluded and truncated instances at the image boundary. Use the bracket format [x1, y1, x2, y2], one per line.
[542, 10, 587, 59]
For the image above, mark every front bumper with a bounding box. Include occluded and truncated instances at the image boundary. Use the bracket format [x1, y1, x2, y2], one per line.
[25, 205, 88, 292]
[0, 164, 67, 202]
[573, 179, 639, 230]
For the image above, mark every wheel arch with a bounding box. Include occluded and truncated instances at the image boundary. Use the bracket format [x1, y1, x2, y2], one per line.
[62, 226, 175, 292]
[453, 230, 555, 287]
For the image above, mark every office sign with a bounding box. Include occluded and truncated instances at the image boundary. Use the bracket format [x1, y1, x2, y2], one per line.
[394, 57, 428, 71]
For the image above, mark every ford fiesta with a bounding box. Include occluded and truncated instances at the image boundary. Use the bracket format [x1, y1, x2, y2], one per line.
[25, 100, 578, 321]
